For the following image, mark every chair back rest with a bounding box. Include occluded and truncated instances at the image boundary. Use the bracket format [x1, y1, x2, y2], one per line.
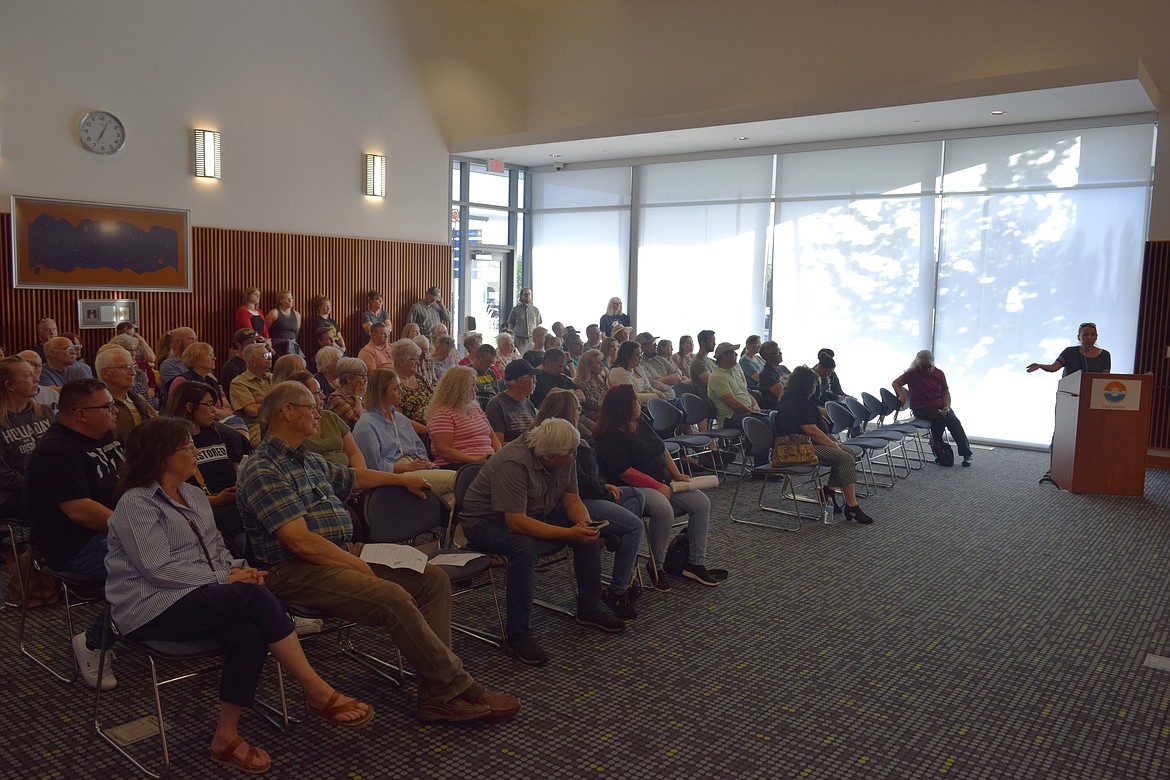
[680, 393, 709, 426]
[362, 484, 448, 545]
[861, 392, 885, 424]
[845, 396, 872, 427]
[741, 415, 774, 458]
[448, 462, 486, 546]
[647, 398, 681, 436]
[825, 401, 854, 435]
[879, 388, 902, 420]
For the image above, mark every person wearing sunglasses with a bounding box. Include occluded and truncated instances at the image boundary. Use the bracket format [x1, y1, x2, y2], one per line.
[25, 378, 125, 690]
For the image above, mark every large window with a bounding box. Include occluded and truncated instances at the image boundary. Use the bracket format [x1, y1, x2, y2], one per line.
[507, 122, 1155, 445]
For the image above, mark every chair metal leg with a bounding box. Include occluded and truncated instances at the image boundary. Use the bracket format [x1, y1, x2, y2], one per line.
[19, 572, 84, 684]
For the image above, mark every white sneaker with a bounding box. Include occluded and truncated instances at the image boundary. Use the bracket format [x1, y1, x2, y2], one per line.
[292, 616, 324, 637]
[72, 632, 116, 690]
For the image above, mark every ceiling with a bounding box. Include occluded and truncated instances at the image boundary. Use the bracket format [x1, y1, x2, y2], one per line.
[453, 78, 1157, 170]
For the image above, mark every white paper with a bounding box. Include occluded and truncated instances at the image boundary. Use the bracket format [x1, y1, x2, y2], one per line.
[359, 543, 427, 573]
[429, 552, 486, 568]
[1088, 377, 1142, 411]
[671, 475, 720, 492]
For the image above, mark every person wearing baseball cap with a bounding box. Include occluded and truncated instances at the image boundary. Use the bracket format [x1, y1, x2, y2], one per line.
[408, 285, 451, 337]
[220, 328, 262, 388]
[708, 341, 768, 463]
[637, 333, 683, 401]
[487, 359, 540, 442]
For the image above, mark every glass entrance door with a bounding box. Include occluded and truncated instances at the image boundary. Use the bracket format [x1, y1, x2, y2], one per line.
[462, 248, 510, 345]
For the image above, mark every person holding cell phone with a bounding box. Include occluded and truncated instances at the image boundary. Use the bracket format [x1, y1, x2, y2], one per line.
[458, 417, 627, 667]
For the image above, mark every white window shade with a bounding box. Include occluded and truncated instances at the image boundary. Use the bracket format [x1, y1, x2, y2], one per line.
[531, 209, 630, 332]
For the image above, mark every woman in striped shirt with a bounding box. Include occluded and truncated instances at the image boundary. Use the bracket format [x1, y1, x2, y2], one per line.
[104, 417, 374, 774]
[426, 366, 501, 467]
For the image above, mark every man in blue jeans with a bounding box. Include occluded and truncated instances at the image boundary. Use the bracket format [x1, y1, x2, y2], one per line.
[459, 418, 626, 666]
[25, 378, 125, 690]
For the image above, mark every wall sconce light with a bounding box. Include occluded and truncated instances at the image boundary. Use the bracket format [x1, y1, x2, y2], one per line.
[193, 129, 221, 178]
[364, 153, 386, 197]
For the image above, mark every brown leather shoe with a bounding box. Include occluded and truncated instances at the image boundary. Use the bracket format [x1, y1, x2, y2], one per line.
[461, 687, 520, 722]
[416, 696, 491, 723]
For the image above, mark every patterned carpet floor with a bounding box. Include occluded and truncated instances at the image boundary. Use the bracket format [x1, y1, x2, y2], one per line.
[3, 445, 1170, 779]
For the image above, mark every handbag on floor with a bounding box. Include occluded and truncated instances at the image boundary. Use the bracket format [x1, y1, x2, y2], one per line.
[931, 436, 955, 467]
[770, 434, 819, 467]
[3, 547, 61, 608]
[663, 529, 689, 576]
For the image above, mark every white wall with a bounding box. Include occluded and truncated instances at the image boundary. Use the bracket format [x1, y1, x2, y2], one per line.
[0, 0, 450, 243]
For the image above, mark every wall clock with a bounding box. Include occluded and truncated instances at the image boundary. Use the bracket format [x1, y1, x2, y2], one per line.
[79, 110, 126, 155]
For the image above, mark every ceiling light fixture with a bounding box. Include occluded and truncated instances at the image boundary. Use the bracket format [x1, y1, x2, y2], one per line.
[990, 110, 1007, 116]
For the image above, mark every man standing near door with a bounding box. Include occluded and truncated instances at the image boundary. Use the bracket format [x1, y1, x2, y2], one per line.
[506, 288, 541, 354]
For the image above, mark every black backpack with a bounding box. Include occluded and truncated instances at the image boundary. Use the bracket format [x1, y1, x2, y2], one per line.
[663, 529, 689, 576]
[931, 436, 955, 467]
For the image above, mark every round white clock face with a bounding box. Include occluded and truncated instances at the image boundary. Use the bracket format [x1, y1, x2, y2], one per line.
[79, 111, 126, 155]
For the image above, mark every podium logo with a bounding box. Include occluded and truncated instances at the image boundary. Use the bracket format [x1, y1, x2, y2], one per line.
[1102, 381, 1128, 404]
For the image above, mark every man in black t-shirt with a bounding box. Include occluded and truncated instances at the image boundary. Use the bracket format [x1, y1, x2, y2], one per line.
[25, 378, 124, 690]
[219, 327, 263, 389]
[531, 349, 582, 408]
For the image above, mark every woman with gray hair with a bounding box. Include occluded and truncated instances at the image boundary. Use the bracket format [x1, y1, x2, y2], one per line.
[325, 356, 368, 427]
[431, 335, 458, 382]
[108, 333, 152, 399]
[391, 338, 433, 436]
[892, 349, 973, 467]
[413, 335, 436, 385]
[313, 344, 343, 398]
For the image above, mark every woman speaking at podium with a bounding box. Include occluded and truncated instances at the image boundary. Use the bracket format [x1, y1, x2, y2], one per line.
[1026, 322, 1111, 484]
[1026, 322, 1111, 376]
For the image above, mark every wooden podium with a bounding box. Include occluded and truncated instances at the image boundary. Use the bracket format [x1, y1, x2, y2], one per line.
[1051, 371, 1151, 495]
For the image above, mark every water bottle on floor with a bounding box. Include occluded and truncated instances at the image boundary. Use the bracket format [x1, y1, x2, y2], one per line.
[823, 504, 833, 525]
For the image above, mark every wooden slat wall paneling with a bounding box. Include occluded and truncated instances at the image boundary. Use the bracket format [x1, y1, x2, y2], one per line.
[1136, 240, 1170, 452]
[1, 213, 452, 361]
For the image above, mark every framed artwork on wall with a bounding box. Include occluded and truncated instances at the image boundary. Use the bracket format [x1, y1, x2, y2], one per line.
[9, 195, 192, 292]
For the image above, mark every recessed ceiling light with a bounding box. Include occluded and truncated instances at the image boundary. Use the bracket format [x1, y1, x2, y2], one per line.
[549, 153, 563, 158]
[735, 136, 750, 141]
[990, 110, 1007, 116]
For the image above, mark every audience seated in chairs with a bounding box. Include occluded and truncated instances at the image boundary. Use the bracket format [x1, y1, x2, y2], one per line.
[271, 354, 308, 385]
[16, 351, 61, 411]
[169, 342, 235, 421]
[457, 332, 483, 366]
[774, 366, 875, 524]
[158, 328, 198, 398]
[95, 346, 157, 442]
[638, 334, 683, 403]
[522, 326, 549, 367]
[688, 330, 717, 405]
[106, 416, 373, 775]
[166, 381, 252, 556]
[430, 335, 459, 383]
[609, 341, 665, 404]
[671, 334, 696, 377]
[427, 366, 501, 467]
[41, 336, 95, 388]
[236, 380, 519, 724]
[219, 328, 263, 390]
[25, 378, 125, 690]
[574, 349, 609, 425]
[391, 338, 433, 437]
[312, 345, 343, 398]
[534, 391, 645, 621]
[352, 368, 457, 508]
[494, 331, 522, 375]
[0, 356, 55, 520]
[488, 360, 540, 442]
[531, 348, 581, 409]
[756, 340, 789, 411]
[593, 384, 726, 591]
[707, 341, 768, 434]
[358, 321, 394, 373]
[892, 349, 973, 468]
[598, 337, 618, 370]
[325, 357, 368, 428]
[739, 335, 765, 391]
[291, 371, 366, 468]
[229, 342, 274, 446]
[458, 417, 627, 666]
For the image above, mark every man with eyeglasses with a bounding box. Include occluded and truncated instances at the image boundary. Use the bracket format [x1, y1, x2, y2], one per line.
[25, 378, 125, 690]
[237, 381, 520, 723]
[230, 342, 274, 446]
[40, 336, 93, 388]
[96, 346, 157, 441]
